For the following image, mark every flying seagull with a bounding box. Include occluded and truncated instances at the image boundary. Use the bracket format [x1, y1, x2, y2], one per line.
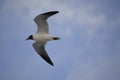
[26, 11, 60, 66]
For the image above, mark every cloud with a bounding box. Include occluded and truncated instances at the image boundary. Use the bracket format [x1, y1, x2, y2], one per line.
[2, 0, 120, 38]
[66, 55, 120, 80]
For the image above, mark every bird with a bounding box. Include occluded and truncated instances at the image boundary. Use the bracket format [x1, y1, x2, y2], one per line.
[26, 11, 60, 66]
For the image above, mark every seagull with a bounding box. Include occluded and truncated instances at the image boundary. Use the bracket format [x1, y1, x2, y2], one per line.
[26, 11, 60, 66]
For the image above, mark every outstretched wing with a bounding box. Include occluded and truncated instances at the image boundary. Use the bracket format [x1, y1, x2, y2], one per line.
[34, 11, 59, 34]
[32, 42, 54, 66]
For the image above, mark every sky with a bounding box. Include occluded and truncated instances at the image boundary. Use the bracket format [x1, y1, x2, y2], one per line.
[0, 0, 120, 80]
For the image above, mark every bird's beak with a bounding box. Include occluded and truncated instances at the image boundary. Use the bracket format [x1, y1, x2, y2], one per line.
[25, 38, 29, 41]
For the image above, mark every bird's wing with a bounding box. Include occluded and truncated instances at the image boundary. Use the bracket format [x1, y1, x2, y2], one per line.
[32, 42, 54, 66]
[34, 11, 59, 34]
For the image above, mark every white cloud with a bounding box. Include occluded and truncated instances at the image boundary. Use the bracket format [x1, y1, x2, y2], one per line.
[3, 0, 120, 38]
[66, 56, 120, 80]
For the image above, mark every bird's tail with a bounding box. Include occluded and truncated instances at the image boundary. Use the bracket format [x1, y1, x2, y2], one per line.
[52, 37, 60, 40]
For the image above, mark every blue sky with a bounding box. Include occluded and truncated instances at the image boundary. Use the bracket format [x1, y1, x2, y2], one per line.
[0, 0, 120, 80]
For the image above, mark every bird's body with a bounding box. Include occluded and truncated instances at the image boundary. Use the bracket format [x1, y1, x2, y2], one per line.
[33, 34, 53, 42]
[26, 11, 60, 66]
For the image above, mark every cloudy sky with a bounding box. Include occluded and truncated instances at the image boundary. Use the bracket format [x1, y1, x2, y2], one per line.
[0, 0, 120, 80]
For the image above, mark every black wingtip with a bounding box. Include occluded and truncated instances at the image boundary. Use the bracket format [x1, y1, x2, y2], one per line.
[42, 11, 59, 16]
[40, 53, 54, 66]
[47, 59, 54, 66]
[34, 11, 59, 21]
[49, 11, 59, 13]
[50, 63, 54, 66]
